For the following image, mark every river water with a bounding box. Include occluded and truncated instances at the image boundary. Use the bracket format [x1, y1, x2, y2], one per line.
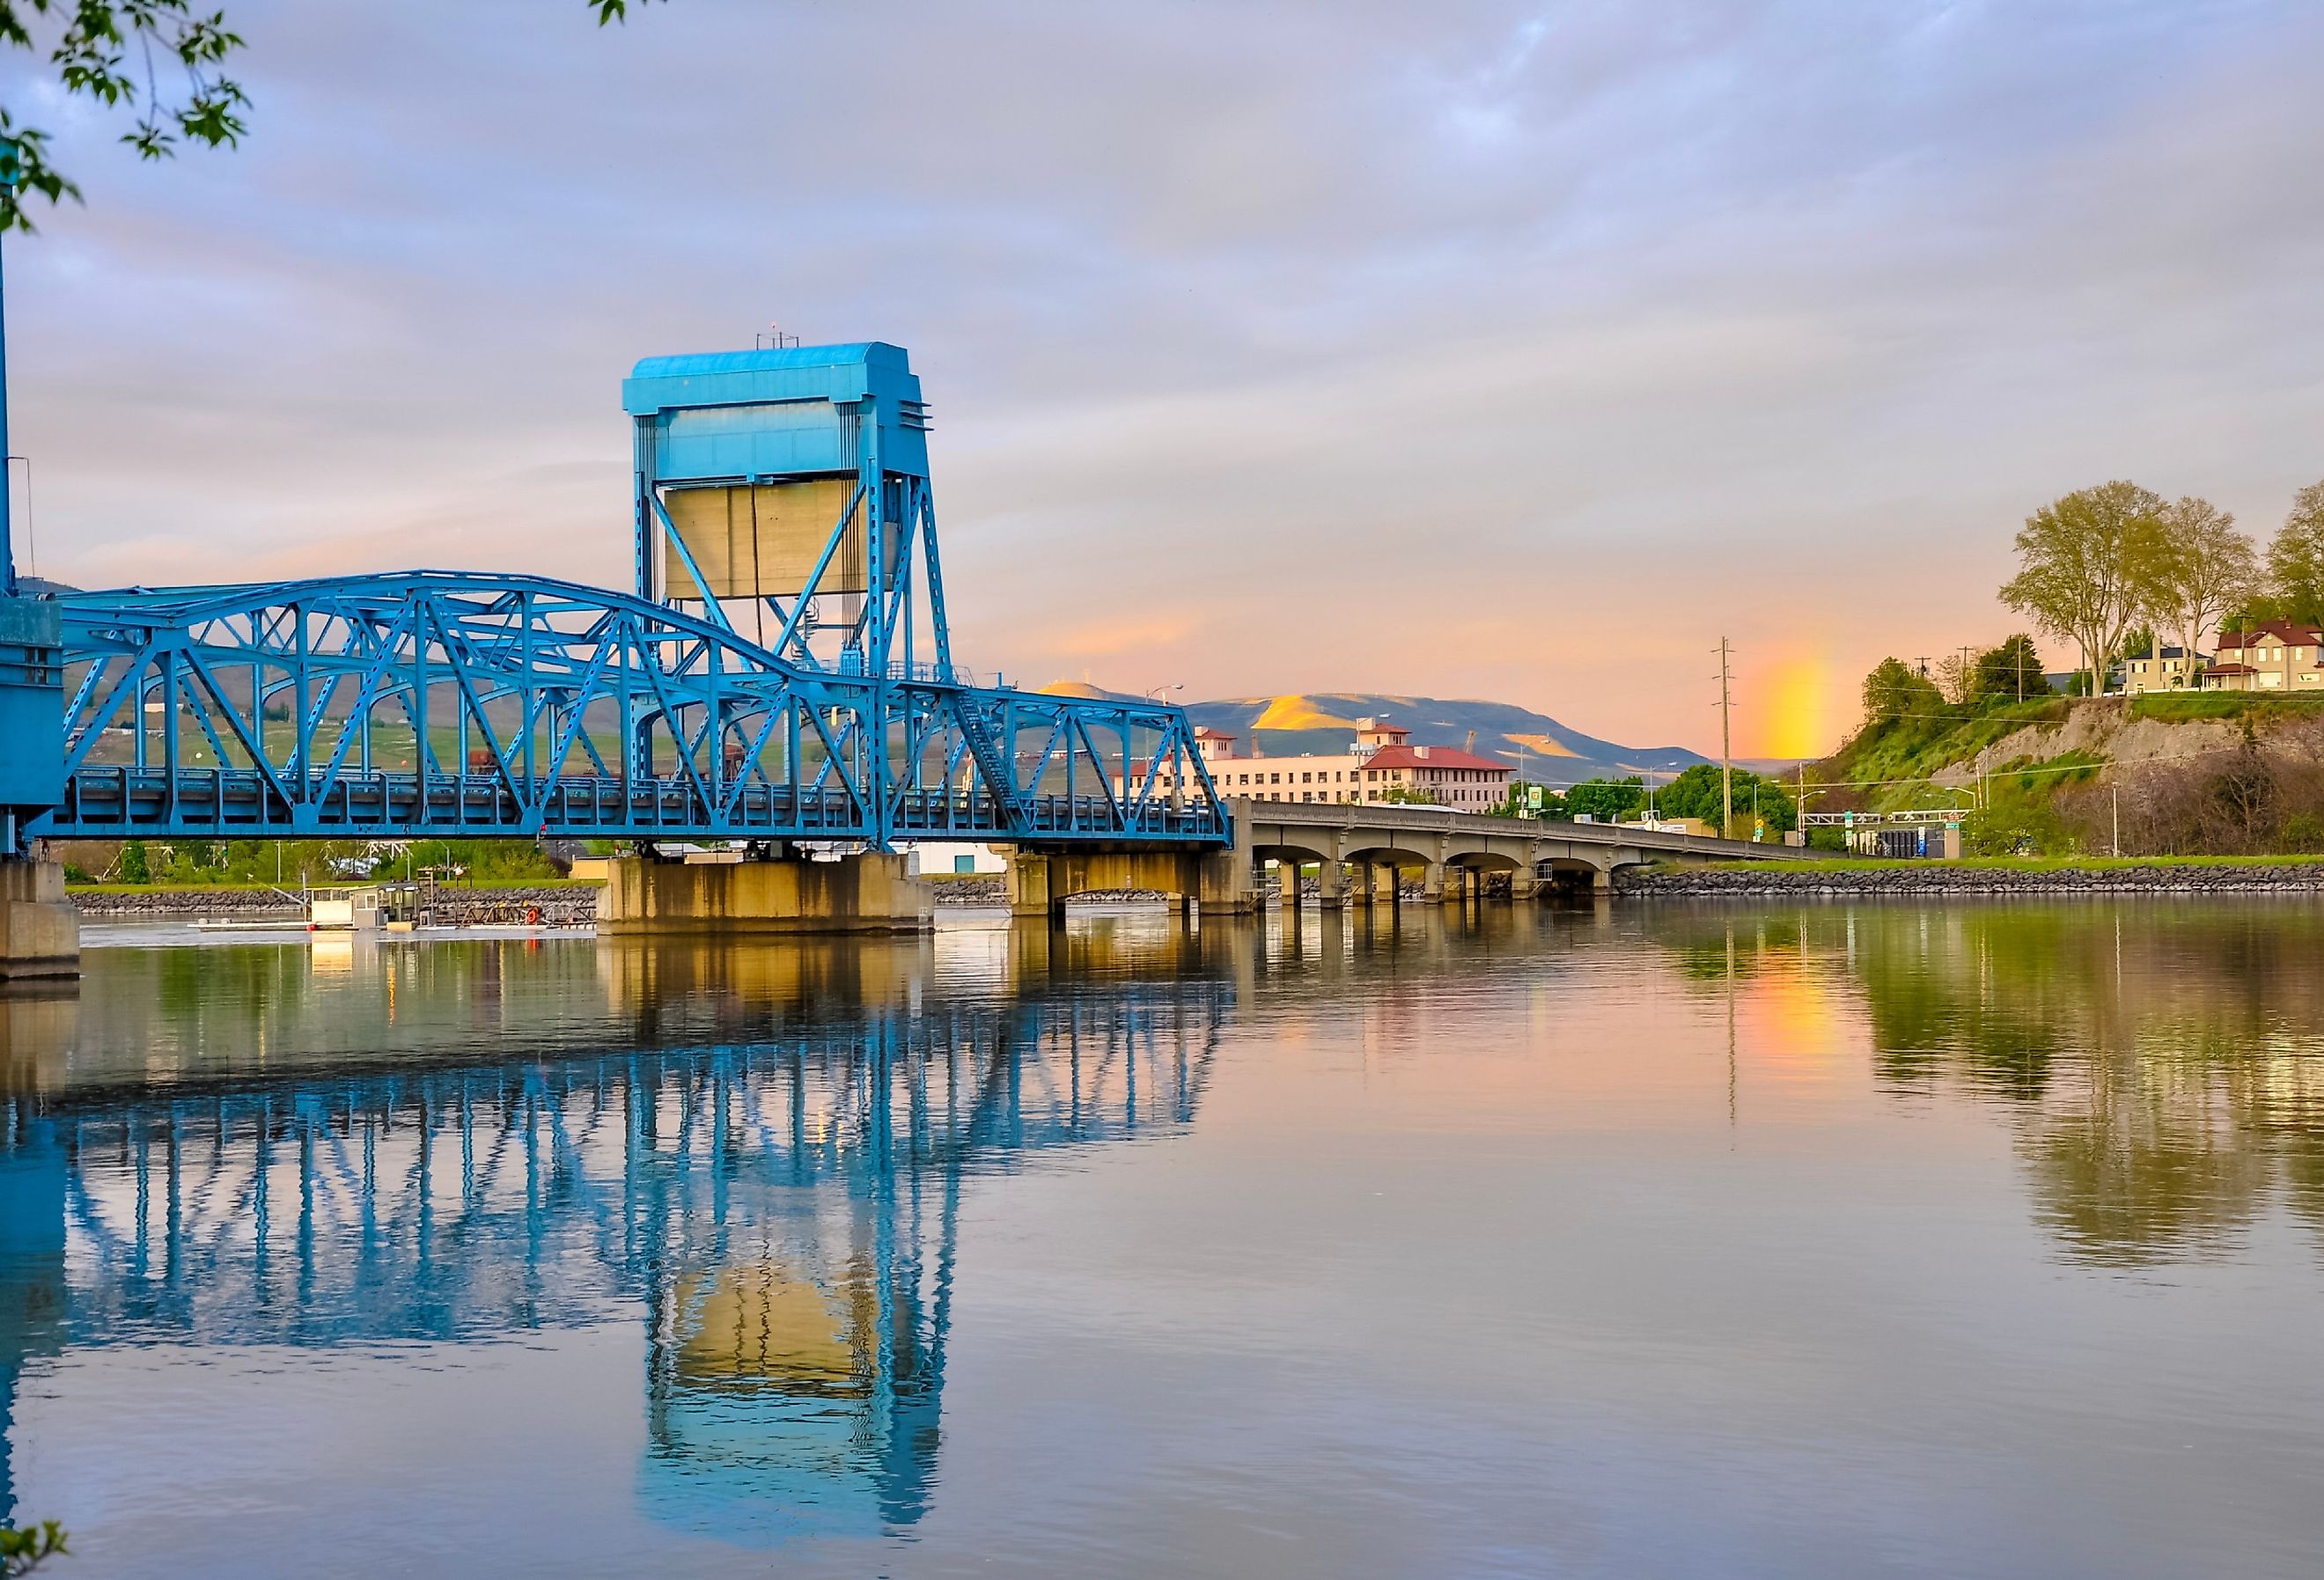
[5, 900, 2324, 1578]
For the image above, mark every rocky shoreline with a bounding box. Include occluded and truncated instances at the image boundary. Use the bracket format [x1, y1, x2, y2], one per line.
[72, 885, 601, 925]
[1616, 863, 2324, 897]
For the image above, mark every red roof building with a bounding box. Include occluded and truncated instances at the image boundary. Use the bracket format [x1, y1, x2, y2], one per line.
[2208, 624, 2324, 691]
[1129, 717, 1513, 809]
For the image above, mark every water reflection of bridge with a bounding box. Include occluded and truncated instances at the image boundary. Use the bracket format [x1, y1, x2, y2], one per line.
[0, 927, 1232, 1544]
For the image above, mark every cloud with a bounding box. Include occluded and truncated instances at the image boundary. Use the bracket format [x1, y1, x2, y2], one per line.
[5, 0, 2322, 753]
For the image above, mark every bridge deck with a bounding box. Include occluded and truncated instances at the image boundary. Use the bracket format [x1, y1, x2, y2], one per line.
[1235, 799, 1829, 863]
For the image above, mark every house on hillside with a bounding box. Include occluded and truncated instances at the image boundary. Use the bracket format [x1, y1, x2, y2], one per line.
[2122, 644, 2206, 694]
[2203, 622, 2324, 691]
[1136, 718, 1514, 808]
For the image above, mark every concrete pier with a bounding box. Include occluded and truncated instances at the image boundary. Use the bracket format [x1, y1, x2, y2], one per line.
[1004, 840, 1258, 922]
[0, 861, 79, 981]
[596, 852, 931, 936]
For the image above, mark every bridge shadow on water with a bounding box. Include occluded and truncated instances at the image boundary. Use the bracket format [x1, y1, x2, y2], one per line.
[0, 918, 1273, 1549]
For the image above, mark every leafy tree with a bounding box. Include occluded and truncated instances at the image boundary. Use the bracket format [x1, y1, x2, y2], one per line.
[1490, 781, 1564, 819]
[1, 1519, 66, 1575]
[1963, 797, 2074, 857]
[1971, 635, 2048, 702]
[1999, 481, 2168, 697]
[1656, 763, 1796, 834]
[2149, 496, 2258, 666]
[1, 0, 656, 231]
[2264, 481, 2324, 626]
[1862, 657, 1942, 724]
[1563, 776, 1645, 821]
[115, 837, 149, 883]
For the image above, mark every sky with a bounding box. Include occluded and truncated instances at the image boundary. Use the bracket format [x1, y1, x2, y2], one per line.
[5, 0, 2323, 758]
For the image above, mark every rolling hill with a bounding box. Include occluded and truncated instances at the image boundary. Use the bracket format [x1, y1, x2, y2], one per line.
[1037, 686, 1713, 783]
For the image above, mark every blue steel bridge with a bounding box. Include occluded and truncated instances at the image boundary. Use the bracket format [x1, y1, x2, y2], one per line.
[6, 342, 1230, 851]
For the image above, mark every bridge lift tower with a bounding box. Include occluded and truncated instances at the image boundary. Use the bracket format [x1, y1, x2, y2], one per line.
[626, 342, 949, 684]
[0, 315, 1236, 969]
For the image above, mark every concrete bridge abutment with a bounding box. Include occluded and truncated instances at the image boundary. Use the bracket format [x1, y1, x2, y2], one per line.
[596, 852, 932, 936]
[0, 859, 79, 981]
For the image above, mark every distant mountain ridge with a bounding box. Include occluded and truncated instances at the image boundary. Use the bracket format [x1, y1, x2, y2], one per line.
[1036, 685, 1713, 782]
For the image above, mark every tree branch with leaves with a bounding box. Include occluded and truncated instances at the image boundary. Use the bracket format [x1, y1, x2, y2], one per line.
[0, 0, 658, 232]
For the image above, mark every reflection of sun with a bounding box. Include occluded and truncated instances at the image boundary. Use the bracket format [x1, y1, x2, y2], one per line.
[1739, 962, 1852, 1078]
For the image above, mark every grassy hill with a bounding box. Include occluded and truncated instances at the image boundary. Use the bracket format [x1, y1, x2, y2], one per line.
[1812, 691, 2324, 855]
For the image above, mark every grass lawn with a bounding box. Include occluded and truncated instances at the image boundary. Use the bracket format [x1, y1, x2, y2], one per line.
[1688, 854, 2324, 873]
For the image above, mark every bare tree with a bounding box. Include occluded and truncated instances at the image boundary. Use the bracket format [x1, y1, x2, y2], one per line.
[2000, 481, 2167, 696]
[2147, 496, 2258, 672]
[1933, 651, 1972, 705]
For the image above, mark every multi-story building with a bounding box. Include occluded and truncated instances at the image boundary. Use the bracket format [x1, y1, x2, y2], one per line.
[2204, 622, 2324, 691]
[2122, 645, 2204, 694]
[1142, 718, 1514, 809]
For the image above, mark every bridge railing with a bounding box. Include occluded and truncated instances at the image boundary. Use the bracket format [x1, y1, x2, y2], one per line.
[33, 573, 1231, 848]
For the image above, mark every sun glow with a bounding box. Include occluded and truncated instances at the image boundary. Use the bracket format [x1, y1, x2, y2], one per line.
[1753, 651, 1846, 760]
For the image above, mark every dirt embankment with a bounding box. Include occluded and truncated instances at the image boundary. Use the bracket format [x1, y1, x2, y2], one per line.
[1928, 703, 2244, 788]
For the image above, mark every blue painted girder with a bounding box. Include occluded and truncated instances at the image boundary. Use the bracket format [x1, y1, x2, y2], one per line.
[39, 571, 1229, 846]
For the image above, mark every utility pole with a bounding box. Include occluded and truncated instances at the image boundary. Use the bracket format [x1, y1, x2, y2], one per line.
[1716, 636, 1734, 840]
[1, 137, 16, 596]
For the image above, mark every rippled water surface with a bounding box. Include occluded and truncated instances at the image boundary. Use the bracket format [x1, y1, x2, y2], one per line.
[7, 900, 2324, 1577]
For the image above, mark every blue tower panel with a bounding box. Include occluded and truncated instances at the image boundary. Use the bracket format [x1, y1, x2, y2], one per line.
[0, 598, 61, 813]
[624, 342, 930, 483]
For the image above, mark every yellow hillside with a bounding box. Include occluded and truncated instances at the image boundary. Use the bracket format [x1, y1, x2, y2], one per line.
[1251, 694, 1360, 731]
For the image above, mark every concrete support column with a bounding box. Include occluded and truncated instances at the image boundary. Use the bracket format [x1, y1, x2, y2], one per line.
[598, 852, 931, 935]
[1314, 859, 1345, 911]
[1194, 815, 1258, 915]
[1004, 852, 1059, 922]
[1511, 869, 1541, 901]
[1419, 861, 1446, 906]
[0, 859, 78, 981]
[1276, 858, 1301, 911]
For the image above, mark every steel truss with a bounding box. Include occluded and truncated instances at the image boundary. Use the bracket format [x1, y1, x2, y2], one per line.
[38, 570, 1227, 844]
